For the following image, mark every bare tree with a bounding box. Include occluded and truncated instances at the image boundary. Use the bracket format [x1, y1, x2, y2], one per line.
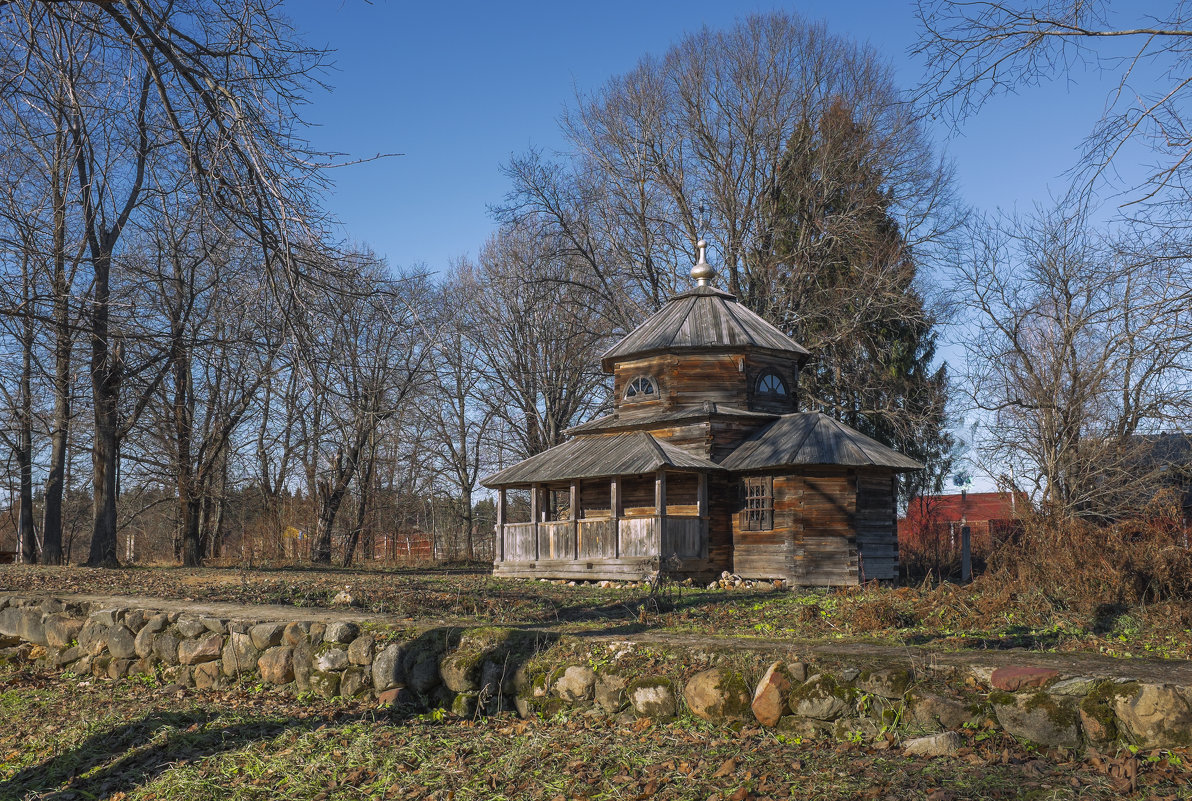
[421, 264, 498, 560]
[1, 0, 335, 566]
[914, 1, 1192, 211]
[955, 203, 1192, 518]
[308, 262, 435, 565]
[472, 226, 610, 463]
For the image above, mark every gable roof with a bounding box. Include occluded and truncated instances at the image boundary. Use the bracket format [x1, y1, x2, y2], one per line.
[481, 432, 724, 487]
[719, 413, 923, 472]
[600, 286, 810, 372]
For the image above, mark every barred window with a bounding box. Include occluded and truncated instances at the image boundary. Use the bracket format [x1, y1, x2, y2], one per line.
[740, 476, 774, 531]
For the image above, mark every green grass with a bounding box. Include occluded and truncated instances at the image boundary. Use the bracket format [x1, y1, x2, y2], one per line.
[1, 661, 1190, 800]
[2, 562, 1191, 660]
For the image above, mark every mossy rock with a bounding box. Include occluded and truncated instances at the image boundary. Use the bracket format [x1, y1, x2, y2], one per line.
[1078, 681, 1127, 745]
[788, 674, 851, 722]
[626, 676, 677, 720]
[685, 668, 752, 722]
[994, 692, 1081, 748]
[309, 669, 340, 699]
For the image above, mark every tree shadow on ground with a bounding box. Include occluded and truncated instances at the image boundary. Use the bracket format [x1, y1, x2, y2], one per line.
[0, 701, 418, 800]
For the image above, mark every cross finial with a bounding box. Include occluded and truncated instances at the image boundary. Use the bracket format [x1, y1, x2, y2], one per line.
[691, 238, 716, 286]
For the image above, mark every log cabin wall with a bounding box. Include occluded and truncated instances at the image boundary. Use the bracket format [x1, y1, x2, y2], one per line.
[707, 476, 736, 574]
[728, 467, 867, 586]
[855, 470, 898, 581]
[646, 422, 715, 459]
[795, 469, 861, 586]
[613, 353, 748, 411]
[743, 354, 800, 414]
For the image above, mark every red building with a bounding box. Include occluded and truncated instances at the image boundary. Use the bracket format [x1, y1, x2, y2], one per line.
[898, 491, 1021, 558]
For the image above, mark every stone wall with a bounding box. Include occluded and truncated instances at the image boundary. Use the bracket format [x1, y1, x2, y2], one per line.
[2, 593, 1190, 752]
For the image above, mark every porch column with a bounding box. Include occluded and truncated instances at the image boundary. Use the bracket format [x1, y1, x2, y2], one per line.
[531, 484, 540, 561]
[655, 470, 667, 553]
[496, 488, 506, 562]
[611, 476, 622, 558]
[570, 480, 580, 559]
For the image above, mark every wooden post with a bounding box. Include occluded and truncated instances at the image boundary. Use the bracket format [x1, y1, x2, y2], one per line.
[655, 470, 667, 554]
[611, 476, 622, 558]
[697, 472, 709, 559]
[570, 480, 579, 559]
[496, 488, 506, 562]
[531, 484, 540, 561]
[961, 524, 972, 584]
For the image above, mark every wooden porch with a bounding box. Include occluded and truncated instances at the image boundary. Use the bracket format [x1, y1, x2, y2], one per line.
[492, 470, 711, 581]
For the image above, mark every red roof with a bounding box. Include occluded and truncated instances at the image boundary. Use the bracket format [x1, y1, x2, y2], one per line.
[902, 492, 1020, 526]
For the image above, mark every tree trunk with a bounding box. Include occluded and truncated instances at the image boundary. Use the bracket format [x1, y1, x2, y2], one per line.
[42, 147, 72, 566]
[86, 250, 120, 568]
[17, 279, 37, 564]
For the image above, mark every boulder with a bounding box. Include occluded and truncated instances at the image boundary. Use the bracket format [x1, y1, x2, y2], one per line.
[77, 619, 108, 656]
[193, 661, 221, 690]
[314, 647, 349, 673]
[1112, 683, 1192, 749]
[908, 693, 972, 732]
[258, 646, 295, 685]
[752, 661, 794, 727]
[107, 658, 134, 680]
[991, 667, 1060, 692]
[249, 623, 286, 651]
[856, 668, 913, 700]
[552, 666, 596, 703]
[283, 622, 310, 646]
[324, 621, 359, 644]
[309, 670, 340, 698]
[134, 626, 156, 659]
[595, 674, 629, 713]
[439, 652, 480, 693]
[372, 643, 406, 693]
[904, 731, 962, 757]
[89, 609, 120, 627]
[221, 632, 262, 677]
[44, 615, 83, 649]
[788, 675, 849, 722]
[200, 617, 227, 634]
[992, 692, 1081, 748]
[376, 686, 417, 708]
[347, 635, 375, 666]
[152, 632, 181, 665]
[142, 615, 168, 634]
[293, 644, 314, 693]
[105, 626, 137, 660]
[685, 668, 752, 722]
[627, 677, 678, 720]
[175, 619, 207, 639]
[178, 634, 223, 665]
[123, 609, 147, 633]
[341, 666, 370, 698]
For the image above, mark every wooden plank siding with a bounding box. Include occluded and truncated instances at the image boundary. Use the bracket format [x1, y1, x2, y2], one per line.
[855, 470, 898, 582]
[614, 354, 748, 411]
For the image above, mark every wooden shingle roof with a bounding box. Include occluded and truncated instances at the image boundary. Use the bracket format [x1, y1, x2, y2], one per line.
[719, 413, 923, 472]
[600, 286, 810, 372]
[481, 432, 724, 487]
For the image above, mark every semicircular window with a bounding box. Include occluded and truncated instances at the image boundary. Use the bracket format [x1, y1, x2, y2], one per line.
[757, 371, 788, 397]
[624, 376, 659, 401]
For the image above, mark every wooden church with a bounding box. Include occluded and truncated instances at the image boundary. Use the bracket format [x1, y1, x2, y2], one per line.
[482, 242, 922, 586]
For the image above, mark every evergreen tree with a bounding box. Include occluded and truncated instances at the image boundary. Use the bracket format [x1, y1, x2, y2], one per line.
[759, 98, 952, 501]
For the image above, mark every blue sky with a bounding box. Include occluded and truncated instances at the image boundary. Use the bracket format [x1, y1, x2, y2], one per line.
[284, 0, 1124, 274]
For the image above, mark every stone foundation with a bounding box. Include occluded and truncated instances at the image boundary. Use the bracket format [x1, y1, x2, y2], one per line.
[3, 592, 1191, 751]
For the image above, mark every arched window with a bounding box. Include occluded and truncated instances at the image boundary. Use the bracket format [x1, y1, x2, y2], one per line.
[756, 371, 788, 397]
[624, 376, 658, 401]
